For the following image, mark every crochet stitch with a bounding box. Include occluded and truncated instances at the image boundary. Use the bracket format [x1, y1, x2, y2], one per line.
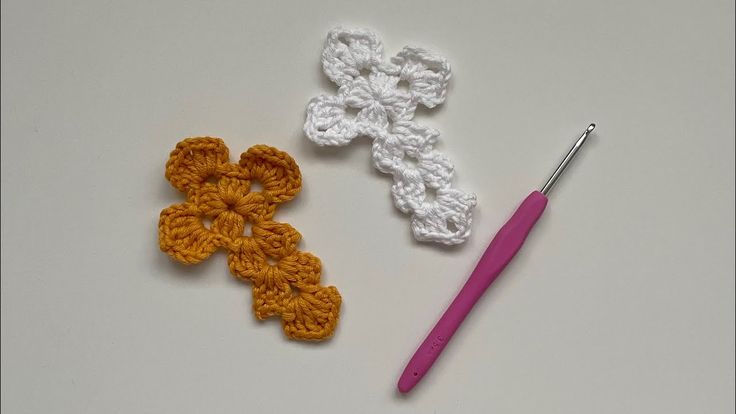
[159, 137, 341, 340]
[304, 27, 477, 245]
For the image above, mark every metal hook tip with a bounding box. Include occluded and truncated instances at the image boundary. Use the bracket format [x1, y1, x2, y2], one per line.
[540, 123, 597, 196]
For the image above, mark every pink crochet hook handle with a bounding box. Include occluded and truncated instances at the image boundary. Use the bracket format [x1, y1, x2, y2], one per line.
[398, 124, 596, 393]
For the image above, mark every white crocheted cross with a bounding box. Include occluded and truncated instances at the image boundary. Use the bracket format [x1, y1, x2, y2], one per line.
[304, 27, 476, 245]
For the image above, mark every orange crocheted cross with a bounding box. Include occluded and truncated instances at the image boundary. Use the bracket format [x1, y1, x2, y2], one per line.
[159, 137, 341, 340]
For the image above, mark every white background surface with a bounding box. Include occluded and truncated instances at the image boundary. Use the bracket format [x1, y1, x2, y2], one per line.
[2, 1, 734, 413]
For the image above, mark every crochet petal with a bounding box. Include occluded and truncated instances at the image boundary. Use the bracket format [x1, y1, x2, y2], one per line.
[278, 251, 322, 285]
[282, 285, 342, 340]
[371, 71, 415, 122]
[251, 265, 292, 319]
[165, 137, 230, 194]
[322, 27, 383, 86]
[195, 182, 229, 217]
[391, 122, 439, 156]
[159, 203, 219, 264]
[342, 72, 416, 126]
[253, 221, 301, 259]
[341, 76, 392, 132]
[390, 168, 427, 214]
[434, 188, 477, 220]
[355, 102, 389, 132]
[196, 178, 274, 227]
[231, 192, 274, 223]
[227, 237, 260, 280]
[210, 210, 245, 241]
[416, 150, 454, 189]
[371, 134, 405, 174]
[304, 94, 359, 146]
[372, 125, 453, 189]
[410, 188, 476, 245]
[341, 76, 375, 109]
[371, 124, 437, 170]
[239, 145, 302, 205]
[392, 47, 451, 109]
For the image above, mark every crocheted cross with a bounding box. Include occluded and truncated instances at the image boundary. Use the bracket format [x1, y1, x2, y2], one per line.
[304, 27, 476, 245]
[159, 137, 341, 340]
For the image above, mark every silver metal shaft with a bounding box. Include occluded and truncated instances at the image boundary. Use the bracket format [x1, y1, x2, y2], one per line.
[540, 123, 596, 196]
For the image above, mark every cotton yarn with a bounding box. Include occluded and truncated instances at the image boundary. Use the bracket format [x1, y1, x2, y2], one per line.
[304, 27, 476, 245]
[159, 137, 341, 340]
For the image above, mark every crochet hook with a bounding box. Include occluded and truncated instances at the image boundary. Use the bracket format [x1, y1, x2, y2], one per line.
[398, 123, 596, 393]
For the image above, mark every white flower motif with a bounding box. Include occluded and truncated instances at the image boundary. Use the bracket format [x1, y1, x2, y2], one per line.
[306, 27, 451, 146]
[304, 27, 476, 245]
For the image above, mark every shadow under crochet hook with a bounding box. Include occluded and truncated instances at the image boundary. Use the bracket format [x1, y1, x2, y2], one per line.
[398, 124, 597, 393]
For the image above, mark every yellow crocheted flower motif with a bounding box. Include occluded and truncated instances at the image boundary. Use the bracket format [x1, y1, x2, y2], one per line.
[159, 137, 341, 340]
